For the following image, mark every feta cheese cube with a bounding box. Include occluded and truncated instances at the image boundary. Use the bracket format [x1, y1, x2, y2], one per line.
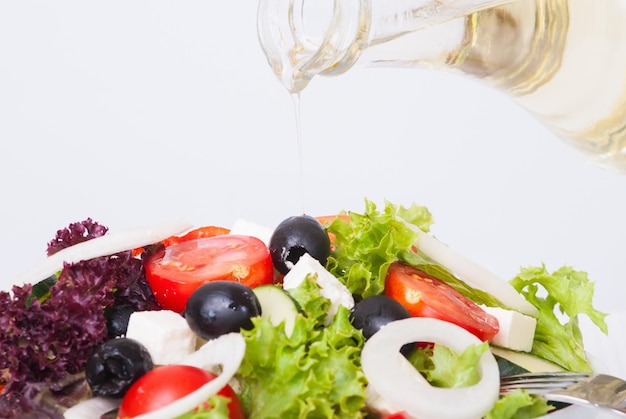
[481, 306, 537, 352]
[230, 219, 274, 246]
[126, 310, 197, 365]
[283, 253, 354, 324]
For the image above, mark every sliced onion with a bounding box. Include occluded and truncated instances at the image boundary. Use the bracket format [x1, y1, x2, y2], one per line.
[131, 333, 246, 419]
[361, 317, 500, 419]
[63, 397, 121, 419]
[8, 219, 193, 291]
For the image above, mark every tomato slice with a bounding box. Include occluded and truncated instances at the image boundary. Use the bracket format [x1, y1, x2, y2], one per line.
[384, 262, 499, 342]
[117, 365, 244, 419]
[145, 234, 274, 313]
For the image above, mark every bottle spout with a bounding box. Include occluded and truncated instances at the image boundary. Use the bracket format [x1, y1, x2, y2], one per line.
[257, 0, 372, 94]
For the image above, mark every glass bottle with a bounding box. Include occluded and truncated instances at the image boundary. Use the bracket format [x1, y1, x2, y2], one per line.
[257, 0, 626, 170]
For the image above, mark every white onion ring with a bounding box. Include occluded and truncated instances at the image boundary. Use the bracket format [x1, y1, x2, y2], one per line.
[8, 219, 193, 291]
[361, 318, 500, 419]
[131, 333, 246, 419]
[63, 397, 121, 419]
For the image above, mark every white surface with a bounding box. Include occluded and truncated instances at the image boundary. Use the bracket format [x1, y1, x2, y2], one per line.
[1, 2, 625, 381]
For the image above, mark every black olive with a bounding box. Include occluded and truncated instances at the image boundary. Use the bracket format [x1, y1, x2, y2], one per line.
[105, 304, 136, 338]
[86, 338, 153, 398]
[269, 214, 331, 275]
[184, 281, 261, 341]
[350, 295, 414, 356]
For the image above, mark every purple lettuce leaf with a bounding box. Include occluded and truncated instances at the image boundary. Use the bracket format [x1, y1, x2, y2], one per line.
[46, 218, 108, 256]
[1, 219, 161, 416]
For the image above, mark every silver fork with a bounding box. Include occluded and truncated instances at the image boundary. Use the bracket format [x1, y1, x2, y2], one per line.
[500, 372, 626, 416]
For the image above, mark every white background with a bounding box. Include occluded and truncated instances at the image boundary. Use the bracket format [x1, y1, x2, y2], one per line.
[1, 2, 625, 377]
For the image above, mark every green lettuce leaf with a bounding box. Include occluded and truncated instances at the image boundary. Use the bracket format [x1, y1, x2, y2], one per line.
[408, 342, 489, 388]
[485, 390, 554, 419]
[510, 265, 608, 372]
[286, 275, 331, 326]
[237, 279, 367, 418]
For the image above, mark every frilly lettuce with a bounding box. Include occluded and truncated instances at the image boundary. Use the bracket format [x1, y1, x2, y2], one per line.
[408, 341, 489, 388]
[485, 390, 554, 419]
[510, 265, 608, 372]
[324, 199, 428, 299]
[236, 278, 367, 418]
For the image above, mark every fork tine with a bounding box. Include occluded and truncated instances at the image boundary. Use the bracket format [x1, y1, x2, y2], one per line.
[501, 372, 591, 383]
[500, 372, 591, 394]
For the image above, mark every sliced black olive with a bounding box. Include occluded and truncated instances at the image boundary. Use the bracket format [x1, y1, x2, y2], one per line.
[86, 338, 153, 398]
[184, 280, 261, 341]
[269, 214, 331, 275]
[350, 295, 414, 356]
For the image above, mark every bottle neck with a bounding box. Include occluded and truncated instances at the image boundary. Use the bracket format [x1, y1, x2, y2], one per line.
[257, 0, 515, 93]
[368, 0, 513, 45]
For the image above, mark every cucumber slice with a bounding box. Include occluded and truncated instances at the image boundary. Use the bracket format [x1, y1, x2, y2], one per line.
[253, 285, 300, 337]
[491, 346, 564, 375]
[494, 355, 529, 376]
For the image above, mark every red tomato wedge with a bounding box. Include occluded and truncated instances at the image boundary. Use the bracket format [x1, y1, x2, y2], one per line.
[145, 235, 274, 313]
[117, 365, 244, 419]
[384, 262, 499, 342]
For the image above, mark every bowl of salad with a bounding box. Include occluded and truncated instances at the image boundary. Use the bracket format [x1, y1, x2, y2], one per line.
[0, 199, 609, 418]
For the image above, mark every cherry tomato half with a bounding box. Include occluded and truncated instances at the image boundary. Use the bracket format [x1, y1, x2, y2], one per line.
[117, 365, 244, 419]
[384, 262, 499, 342]
[145, 234, 274, 313]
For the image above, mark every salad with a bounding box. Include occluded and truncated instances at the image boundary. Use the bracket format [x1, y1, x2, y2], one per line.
[0, 199, 608, 418]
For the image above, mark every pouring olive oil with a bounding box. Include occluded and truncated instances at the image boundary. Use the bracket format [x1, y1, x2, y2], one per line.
[258, 0, 626, 170]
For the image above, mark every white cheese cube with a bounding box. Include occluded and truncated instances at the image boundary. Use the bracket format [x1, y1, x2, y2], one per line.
[283, 253, 354, 324]
[230, 219, 274, 246]
[126, 310, 197, 365]
[481, 306, 537, 352]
